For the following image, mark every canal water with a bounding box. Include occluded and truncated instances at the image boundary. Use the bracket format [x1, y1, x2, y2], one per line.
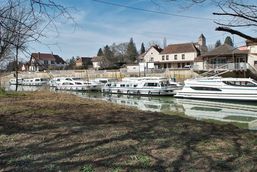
[5, 85, 257, 130]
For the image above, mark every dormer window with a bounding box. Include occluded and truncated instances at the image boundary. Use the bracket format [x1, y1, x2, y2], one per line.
[162, 55, 165, 60]
[174, 55, 177, 60]
[166, 55, 169, 60]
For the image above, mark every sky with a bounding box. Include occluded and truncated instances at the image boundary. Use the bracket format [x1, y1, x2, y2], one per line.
[29, 0, 249, 60]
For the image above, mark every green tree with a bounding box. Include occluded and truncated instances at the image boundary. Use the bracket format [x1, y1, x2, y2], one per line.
[97, 48, 103, 56]
[67, 57, 76, 69]
[224, 36, 234, 47]
[215, 40, 221, 48]
[126, 38, 138, 63]
[140, 42, 146, 54]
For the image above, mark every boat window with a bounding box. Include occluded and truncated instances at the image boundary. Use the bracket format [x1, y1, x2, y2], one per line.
[190, 87, 221, 91]
[144, 83, 158, 87]
[35, 79, 40, 81]
[72, 78, 81, 81]
[100, 80, 107, 83]
[66, 78, 72, 81]
[120, 84, 125, 87]
[223, 81, 257, 87]
[126, 84, 130, 87]
[75, 82, 82, 85]
[134, 84, 138, 87]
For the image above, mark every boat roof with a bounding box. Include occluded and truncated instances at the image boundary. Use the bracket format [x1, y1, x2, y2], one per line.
[192, 77, 256, 82]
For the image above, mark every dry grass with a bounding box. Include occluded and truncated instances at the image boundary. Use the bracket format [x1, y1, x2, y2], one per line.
[0, 91, 257, 172]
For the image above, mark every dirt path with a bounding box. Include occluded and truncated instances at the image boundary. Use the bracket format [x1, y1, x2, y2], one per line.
[0, 91, 257, 171]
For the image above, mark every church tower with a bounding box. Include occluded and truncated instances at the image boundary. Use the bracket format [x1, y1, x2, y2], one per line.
[198, 34, 208, 52]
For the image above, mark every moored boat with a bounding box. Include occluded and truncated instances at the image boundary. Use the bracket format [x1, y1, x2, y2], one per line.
[102, 77, 180, 96]
[9, 78, 23, 85]
[55, 80, 91, 91]
[22, 78, 49, 86]
[175, 77, 257, 101]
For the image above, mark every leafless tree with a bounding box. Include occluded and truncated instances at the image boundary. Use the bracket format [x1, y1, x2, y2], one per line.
[163, 0, 257, 42]
[0, 0, 73, 90]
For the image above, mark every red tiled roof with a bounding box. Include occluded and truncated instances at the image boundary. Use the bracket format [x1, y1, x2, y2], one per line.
[31, 53, 55, 61]
[160, 43, 198, 54]
[31, 53, 66, 64]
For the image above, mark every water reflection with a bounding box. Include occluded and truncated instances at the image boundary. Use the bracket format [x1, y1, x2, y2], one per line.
[72, 92, 257, 130]
[4, 84, 257, 130]
[6, 85, 47, 92]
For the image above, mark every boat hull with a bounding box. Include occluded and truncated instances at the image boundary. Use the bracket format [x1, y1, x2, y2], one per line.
[102, 87, 177, 96]
[175, 90, 257, 101]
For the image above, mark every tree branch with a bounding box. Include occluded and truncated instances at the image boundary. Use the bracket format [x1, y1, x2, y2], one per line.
[215, 27, 257, 42]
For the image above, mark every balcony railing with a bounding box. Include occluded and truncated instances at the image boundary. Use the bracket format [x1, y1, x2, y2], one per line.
[193, 62, 251, 71]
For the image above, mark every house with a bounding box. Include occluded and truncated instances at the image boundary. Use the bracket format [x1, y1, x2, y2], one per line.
[246, 40, 257, 69]
[29, 52, 66, 71]
[91, 56, 102, 70]
[75, 57, 93, 69]
[193, 44, 249, 71]
[139, 34, 207, 69]
[138, 45, 163, 63]
[158, 42, 200, 69]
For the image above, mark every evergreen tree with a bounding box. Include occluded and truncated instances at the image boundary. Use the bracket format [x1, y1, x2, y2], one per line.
[140, 42, 146, 54]
[97, 48, 103, 56]
[215, 40, 221, 48]
[67, 56, 76, 69]
[103, 45, 113, 60]
[224, 36, 234, 47]
[126, 38, 138, 63]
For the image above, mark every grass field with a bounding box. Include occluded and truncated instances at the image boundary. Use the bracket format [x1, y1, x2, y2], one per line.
[0, 91, 257, 171]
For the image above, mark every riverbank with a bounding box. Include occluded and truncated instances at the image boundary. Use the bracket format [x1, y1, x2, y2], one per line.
[0, 91, 257, 171]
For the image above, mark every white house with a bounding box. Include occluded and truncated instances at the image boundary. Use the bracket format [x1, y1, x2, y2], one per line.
[158, 43, 200, 69]
[246, 40, 257, 69]
[91, 56, 102, 70]
[138, 45, 163, 64]
[29, 52, 66, 71]
[138, 34, 207, 69]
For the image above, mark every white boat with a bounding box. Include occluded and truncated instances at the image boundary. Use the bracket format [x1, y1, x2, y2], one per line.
[9, 78, 23, 85]
[22, 78, 49, 86]
[175, 77, 257, 101]
[55, 80, 91, 91]
[49, 77, 83, 87]
[102, 77, 180, 96]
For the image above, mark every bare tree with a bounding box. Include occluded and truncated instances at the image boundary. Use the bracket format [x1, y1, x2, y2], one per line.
[0, 0, 73, 63]
[0, 0, 73, 90]
[163, 0, 257, 42]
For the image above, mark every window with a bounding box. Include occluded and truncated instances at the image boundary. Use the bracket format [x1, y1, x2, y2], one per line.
[166, 55, 169, 60]
[182, 54, 185, 60]
[174, 55, 177, 60]
[51, 61, 55, 64]
[144, 83, 158, 87]
[162, 55, 165, 60]
[223, 81, 257, 87]
[150, 57, 154, 62]
[190, 87, 222, 91]
[44, 60, 48, 65]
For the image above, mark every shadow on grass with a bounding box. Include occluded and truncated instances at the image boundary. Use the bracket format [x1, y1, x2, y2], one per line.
[0, 92, 257, 171]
